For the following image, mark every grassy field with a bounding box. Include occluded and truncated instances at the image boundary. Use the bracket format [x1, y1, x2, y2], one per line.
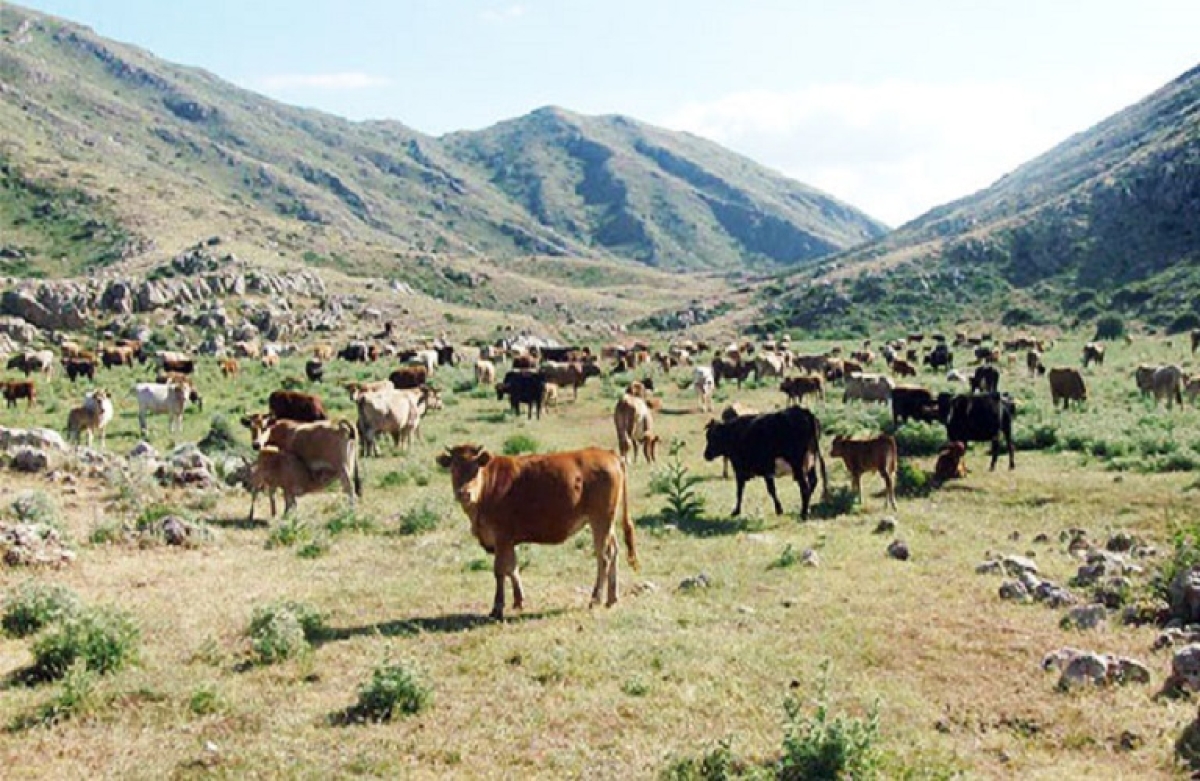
[1, 334, 1199, 779]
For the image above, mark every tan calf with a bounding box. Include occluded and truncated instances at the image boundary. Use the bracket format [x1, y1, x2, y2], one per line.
[829, 434, 898, 510]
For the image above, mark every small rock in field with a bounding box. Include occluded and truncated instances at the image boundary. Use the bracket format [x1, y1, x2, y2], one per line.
[886, 539, 909, 561]
[1167, 644, 1200, 694]
[678, 573, 712, 592]
[1061, 603, 1108, 631]
[1002, 555, 1038, 577]
[873, 517, 896, 535]
[976, 559, 1003, 575]
[1033, 533, 1050, 544]
[999, 580, 1030, 602]
[800, 548, 819, 567]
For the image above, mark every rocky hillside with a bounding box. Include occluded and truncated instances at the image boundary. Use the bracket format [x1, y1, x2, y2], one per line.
[760, 63, 1200, 335]
[0, 4, 884, 285]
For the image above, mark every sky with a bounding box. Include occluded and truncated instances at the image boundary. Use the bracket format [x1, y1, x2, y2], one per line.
[8, 1, 1200, 226]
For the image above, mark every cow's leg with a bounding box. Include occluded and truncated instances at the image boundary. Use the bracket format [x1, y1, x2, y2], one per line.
[491, 543, 519, 620]
[731, 476, 746, 517]
[989, 437, 1001, 471]
[882, 467, 897, 510]
[1006, 430, 1015, 470]
[764, 475, 783, 515]
[590, 524, 617, 608]
[851, 471, 863, 506]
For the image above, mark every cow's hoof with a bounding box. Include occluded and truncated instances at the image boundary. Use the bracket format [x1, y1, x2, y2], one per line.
[488, 610, 504, 621]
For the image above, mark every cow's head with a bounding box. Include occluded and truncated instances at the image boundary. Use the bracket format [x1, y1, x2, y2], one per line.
[829, 435, 847, 458]
[436, 444, 492, 508]
[494, 382, 508, 401]
[581, 362, 602, 380]
[240, 413, 275, 450]
[702, 419, 728, 462]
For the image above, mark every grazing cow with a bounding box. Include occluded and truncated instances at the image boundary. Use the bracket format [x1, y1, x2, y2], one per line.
[2, 380, 36, 408]
[1152, 364, 1185, 409]
[538, 361, 601, 400]
[829, 434, 898, 510]
[1135, 365, 1158, 397]
[693, 366, 715, 413]
[1048, 368, 1087, 409]
[338, 342, 369, 362]
[403, 349, 439, 374]
[267, 390, 328, 422]
[793, 354, 830, 376]
[780, 375, 824, 406]
[389, 365, 428, 390]
[436, 445, 638, 620]
[475, 359, 496, 387]
[843, 373, 894, 404]
[1082, 342, 1105, 368]
[974, 347, 1001, 365]
[496, 371, 546, 420]
[249, 447, 340, 518]
[219, 358, 240, 378]
[850, 350, 874, 366]
[613, 392, 655, 465]
[64, 358, 96, 383]
[703, 406, 828, 519]
[933, 441, 969, 483]
[1026, 350, 1043, 377]
[132, 382, 198, 435]
[156, 371, 196, 391]
[891, 359, 918, 378]
[753, 353, 786, 382]
[434, 344, 457, 367]
[943, 393, 1015, 470]
[243, 418, 361, 521]
[924, 344, 953, 371]
[890, 386, 940, 426]
[101, 346, 135, 368]
[711, 356, 752, 388]
[66, 389, 114, 449]
[305, 359, 325, 383]
[7, 351, 54, 377]
[970, 365, 1001, 394]
[356, 386, 439, 456]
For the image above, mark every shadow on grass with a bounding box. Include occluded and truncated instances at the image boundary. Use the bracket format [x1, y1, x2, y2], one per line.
[202, 514, 268, 530]
[657, 407, 704, 417]
[1, 664, 54, 690]
[637, 511, 764, 537]
[316, 609, 566, 646]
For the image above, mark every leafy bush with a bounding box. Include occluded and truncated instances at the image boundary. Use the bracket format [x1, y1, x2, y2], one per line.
[1152, 517, 1200, 603]
[247, 601, 327, 664]
[890, 422, 944, 458]
[265, 516, 311, 549]
[661, 739, 746, 780]
[325, 506, 376, 535]
[352, 660, 432, 721]
[189, 683, 224, 716]
[378, 470, 409, 488]
[395, 503, 440, 536]
[769, 544, 800, 570]
[11, 660, 100, 730]
[7, 491, 63, 531]
[777, 661, 882, 780]
[810, 486, 858, 520]
[2, 581, 81, 638]
[1168, 313, 1200, 335]
[1093, 315, 1126, 340]
[198, 414, 241, 455]
[660, 441, 706, 525]
[31, 606, 140, 679]
[503, 434, 539, 455]
[895, 462, 932, 498]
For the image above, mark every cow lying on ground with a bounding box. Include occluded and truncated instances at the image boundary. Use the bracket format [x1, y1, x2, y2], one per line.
[1048, 367, 1087, 409]
[2, 380, 36, 408]
[703, 406, 828, 520]
[436, 445, 638, 620]
[242, 417, 361, 520]
[66, 389, 114, 449]
[942, 392, 1016, 470]
[933, 441, 968, 484]
[829, 434, 898, 510]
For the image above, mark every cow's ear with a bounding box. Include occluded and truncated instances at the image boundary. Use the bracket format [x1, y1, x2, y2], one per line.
[475, 450, 492, 467]
[435, 453, 452, 468]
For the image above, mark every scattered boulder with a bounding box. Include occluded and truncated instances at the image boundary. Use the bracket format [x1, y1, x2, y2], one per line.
[1155, 626, 1200, 651]
[10, 447, 49, 473]
[1167, 645, 1200, 695]
[887, 539, 910, 561]
[873, 517, 896, 535]
[1169, 566, 1200, 624]
[800, 548, 819, 568]
[678, 573, 712, 592]
[0, 427, 68, 453]
[1002, 555, 1039, 577]
[1044, 647, 1151, 690]
[999, 580, 1030, 602]
[1061, 603, 1108, 631]
[129, 441, 159, 460]
[0, 522, 74, 567]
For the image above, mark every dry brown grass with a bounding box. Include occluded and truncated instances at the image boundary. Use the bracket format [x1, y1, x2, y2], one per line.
[1, 339, 1198, 779]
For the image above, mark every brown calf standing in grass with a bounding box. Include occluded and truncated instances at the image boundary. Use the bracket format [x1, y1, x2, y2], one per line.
[249, 446, 338, 519]
[829, 434, 898, 510]
[219, 358, 240, 378]
[2, 380, 36, 408]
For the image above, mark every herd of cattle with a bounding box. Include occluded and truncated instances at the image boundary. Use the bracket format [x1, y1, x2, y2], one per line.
[2, 327, 1198, 617]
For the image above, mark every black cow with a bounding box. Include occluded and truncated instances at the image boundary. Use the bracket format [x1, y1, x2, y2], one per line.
[702, 406, 828, 520]
[942, 392, 1015, 471]
[924, 344, 953, 371]
[64, 358, 96, 383]
[338, 342, 368, 362]
[435, 344, 456, 367]
[970, 365, 1000, 394]
[305, 359, 324, 383]
[890, 386, 940, 426]
[496, 370, 546, 420]
[711, 356, 753, 388]
[537, 346, 580, 363]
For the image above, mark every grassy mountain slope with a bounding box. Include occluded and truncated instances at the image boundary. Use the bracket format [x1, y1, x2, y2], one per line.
[762, 64, 1200, 336]
[0, 3, 883, 295]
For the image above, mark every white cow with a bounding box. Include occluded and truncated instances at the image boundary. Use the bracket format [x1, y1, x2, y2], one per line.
[355, 386, 441, 456]
[475, 359, 496, 387]
[66, 389, 115, 449]
[132, 382, 197, 435]
[694, 366, 716, 413]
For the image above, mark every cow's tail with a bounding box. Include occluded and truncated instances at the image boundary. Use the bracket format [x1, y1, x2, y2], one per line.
[339, 419, 363, 498]
[620, 460, 638, 571]
[814, 416, 830, 501]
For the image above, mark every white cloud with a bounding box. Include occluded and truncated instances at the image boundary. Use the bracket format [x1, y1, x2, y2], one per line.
[257, 72, 391, 90]
[480, 4, 528, 22]
[658, 78, 1158, 226]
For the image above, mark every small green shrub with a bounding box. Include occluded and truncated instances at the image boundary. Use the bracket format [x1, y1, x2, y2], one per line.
[895, 462, 932, 497]
[11, 660, 100, 730]
[265, 516, 311, 549]
[189, 683, 223, 716]
[31, 606, 140, 679]
[2, 581, 81, 638]
[777, 661, 882, 780]
[297, 537, 330, 559]
[810, 486, 858, 519]
[395, 503, 440, 536]
[1153, 517, 1200, 603]
[622, 677, 650, 697]
[325, 506, 376, 536]
[134, 504, 184, 533]
[890, 423, 944, 458]
[661, 440, 707, 525]
[1167, 312, 1200, 335]
[7, 491, 63, 531]
[352, 660, 432, 721]
[247, 601, 327, 664]
[503, 434, 540, 455]
[661, 739, 745, 781]
[769, 543, 799, 570]
[378, 470, 409, 489]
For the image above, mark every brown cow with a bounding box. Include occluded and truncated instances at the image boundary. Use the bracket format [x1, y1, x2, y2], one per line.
[436, 445, 638, 620]
[933, 441, 968, 484]
[613, 392, 654, 464]
[242, 418, 361, 521]
[2, 380, 36, 408]
[102, 346, 135, 368]
[248, 446, 339, 518]
[890, 359, 918, 378]
[389, 365, 428, 390]
[261, 353, 280, 369]
[829, 434, 898, 510]
[267, 390, 328, 422]
[312, 344, 334, 362]
[219, 358, 240, 378]
[1048, 367, 1087, 409]
[780, 375, 824, 406]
